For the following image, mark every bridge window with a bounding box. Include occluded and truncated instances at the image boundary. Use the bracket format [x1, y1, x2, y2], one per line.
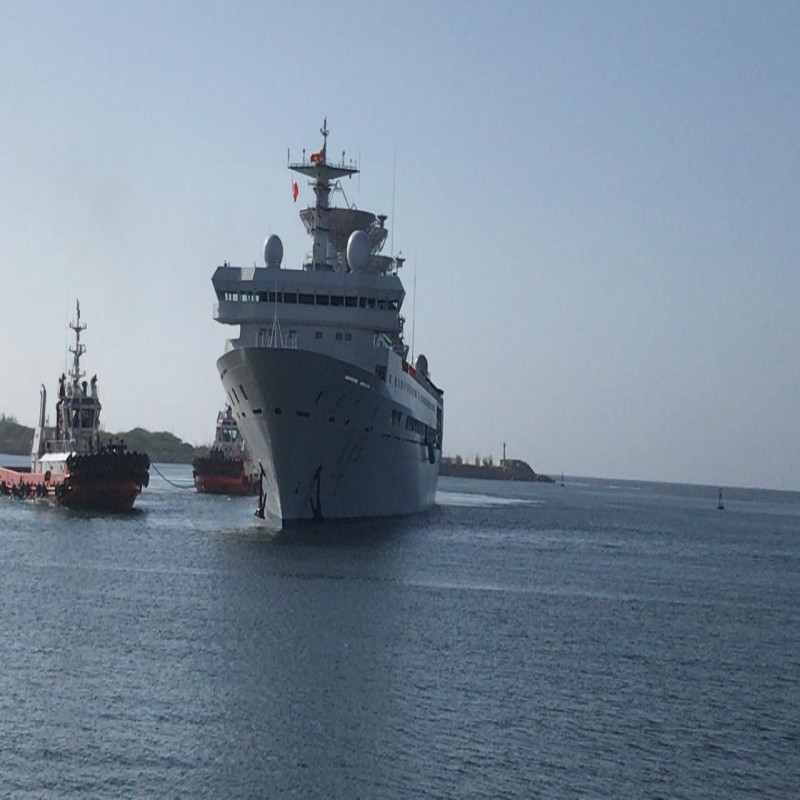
[345, 296, 357, 307]
[299, 293, 314, 305]
[331, 295, 344, 307]
[284, 292, 297, 304]
[316, 294, 329, 306]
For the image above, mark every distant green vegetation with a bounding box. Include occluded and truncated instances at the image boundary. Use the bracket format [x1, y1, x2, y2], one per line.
[106, 428, 206, 463]
[0, 414, 206, 463]
[0, 415, 33, 455]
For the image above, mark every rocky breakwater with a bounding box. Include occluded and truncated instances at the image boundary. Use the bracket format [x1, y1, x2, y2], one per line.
[440, 456, 553, 483]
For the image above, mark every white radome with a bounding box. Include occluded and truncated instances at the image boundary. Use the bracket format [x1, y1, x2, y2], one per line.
[346, 229, 371, 273]
[264, 234, 284, 267]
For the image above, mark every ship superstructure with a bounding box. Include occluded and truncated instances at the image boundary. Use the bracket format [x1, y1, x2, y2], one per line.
[212, 120, 443, 525]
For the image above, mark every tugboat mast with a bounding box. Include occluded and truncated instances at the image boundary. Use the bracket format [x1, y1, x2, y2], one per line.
[69, 300, 86, 388]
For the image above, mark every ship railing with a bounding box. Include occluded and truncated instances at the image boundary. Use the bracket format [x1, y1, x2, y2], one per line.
[264, 339, 298, 350]
[257, 330, 298, 349]
[43, 439, 75, 455]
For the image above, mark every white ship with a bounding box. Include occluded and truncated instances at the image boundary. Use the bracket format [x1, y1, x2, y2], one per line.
[212, 120, 444, 526]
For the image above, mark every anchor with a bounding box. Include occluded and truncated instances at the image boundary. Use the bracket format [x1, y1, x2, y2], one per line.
[309, 465, 323, 521]
[255, 460, 266, 519]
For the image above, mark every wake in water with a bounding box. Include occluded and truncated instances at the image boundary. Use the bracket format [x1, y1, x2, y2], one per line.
[435, 490, 541, 508]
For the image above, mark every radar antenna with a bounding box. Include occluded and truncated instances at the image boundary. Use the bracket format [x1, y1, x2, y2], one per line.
[320, 117, 329, 152]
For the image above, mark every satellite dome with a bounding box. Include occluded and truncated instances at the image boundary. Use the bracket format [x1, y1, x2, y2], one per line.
[346, 230, 371, 273]
[415, 354, 428, 376]
[264, 234, 283, 268]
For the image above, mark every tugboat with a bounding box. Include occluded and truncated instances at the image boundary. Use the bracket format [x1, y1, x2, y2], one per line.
[192, 406, 259, 495]
[0, 301, 150, 510]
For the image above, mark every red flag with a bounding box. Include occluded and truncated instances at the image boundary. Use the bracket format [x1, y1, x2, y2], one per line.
[292, 181, 298, 202]
[310, 149, 322, 164]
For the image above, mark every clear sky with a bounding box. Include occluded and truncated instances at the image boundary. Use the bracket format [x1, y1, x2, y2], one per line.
[1, 1, 798, 490]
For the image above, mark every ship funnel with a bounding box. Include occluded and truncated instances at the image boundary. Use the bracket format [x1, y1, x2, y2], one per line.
[39, 384, 47, 428]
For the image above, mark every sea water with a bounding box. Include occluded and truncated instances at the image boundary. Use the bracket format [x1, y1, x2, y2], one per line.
[1, 464, 798, 798]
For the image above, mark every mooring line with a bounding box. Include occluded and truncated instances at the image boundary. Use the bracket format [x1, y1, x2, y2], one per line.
[150, 462, 195, 489]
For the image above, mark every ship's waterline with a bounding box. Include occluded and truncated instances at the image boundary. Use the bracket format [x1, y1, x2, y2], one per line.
[218, 347, 439, 524]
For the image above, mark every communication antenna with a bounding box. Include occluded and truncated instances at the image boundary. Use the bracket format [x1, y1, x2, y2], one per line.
[266, 235, 283, 348]
[391, 149, 396, 257]
[270, 262, 283, 348]
[63, 290, 69, 374]
[411, 252, 417, 363]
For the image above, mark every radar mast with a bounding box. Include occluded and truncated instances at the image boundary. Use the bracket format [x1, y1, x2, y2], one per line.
[289, 118, 359, 270]
[69, 300, 86, 388]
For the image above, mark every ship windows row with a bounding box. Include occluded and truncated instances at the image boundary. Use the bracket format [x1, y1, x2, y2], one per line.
[220, 290, 399, 311]
[390, 407, 433, 439]
[256, 329, 354, 347]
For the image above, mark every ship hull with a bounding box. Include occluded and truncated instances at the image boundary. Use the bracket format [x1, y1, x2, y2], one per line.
[58, 479, 144, 511]
[0, 468, 145, 510]
[217, 347, 440, 525]
[0, 449, 148, 512]
[192, 453, 258, 496]
[194, 472, 258, 495]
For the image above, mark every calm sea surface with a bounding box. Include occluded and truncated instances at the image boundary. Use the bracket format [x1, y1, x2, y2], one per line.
[1, 460, 799, 798]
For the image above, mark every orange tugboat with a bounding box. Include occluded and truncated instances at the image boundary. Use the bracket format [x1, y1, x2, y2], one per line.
[192, 406, 259, 495]
[0, 301, 150, 510]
